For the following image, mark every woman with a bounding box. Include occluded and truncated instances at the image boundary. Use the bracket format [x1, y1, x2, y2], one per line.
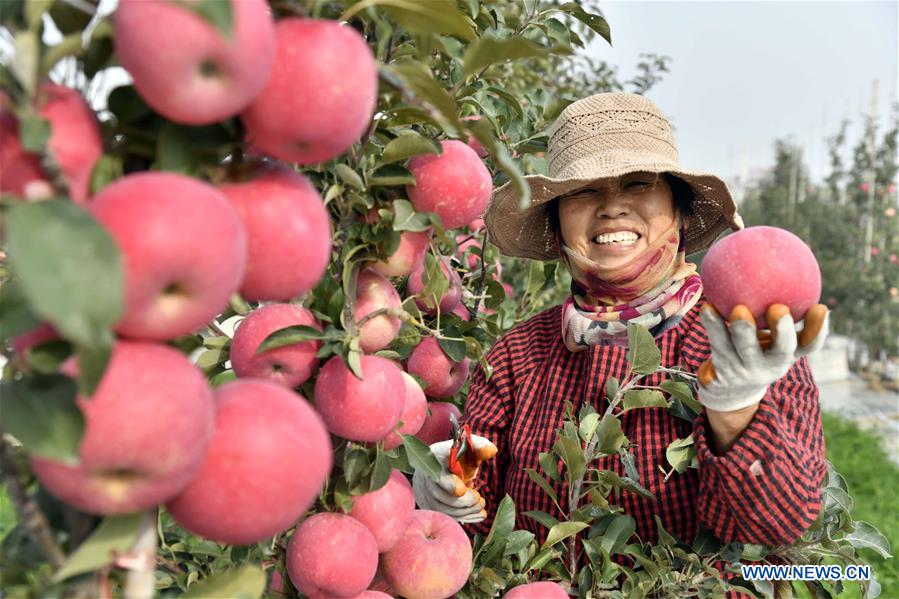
[412, 93, 829, 593]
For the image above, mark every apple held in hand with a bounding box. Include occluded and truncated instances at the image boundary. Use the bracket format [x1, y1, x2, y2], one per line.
[406, 140, 492, 229]
[407, 337, 471, 398]
[219, 166, 332, 301]
[415, 401, 462, 445]
[382, 372, 428, 450]
[114, 0, 275, 124]
[230, 303, 322, 388]
[314, 355, 405, 442]
[354, 268, 403, 353]
[31, 341, 215, 514]
[701, 226, 822, 328]
[349, 469, 415, 553]
[242, 18, 377, 164]
[381, 510, 473, 599]
[89, 172, 246, 341]
[287, 512, 379, 598]
[167, 379, 332, 545]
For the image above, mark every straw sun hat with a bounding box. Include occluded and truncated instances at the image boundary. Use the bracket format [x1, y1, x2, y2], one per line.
[485, 93, 744, 260]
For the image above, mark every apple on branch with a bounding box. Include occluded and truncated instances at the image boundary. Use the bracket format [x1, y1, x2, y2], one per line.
[348, 469, 415, 553]
[406, 337, 471, 399]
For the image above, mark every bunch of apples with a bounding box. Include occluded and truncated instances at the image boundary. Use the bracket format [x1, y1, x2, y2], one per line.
[0, 1, 516, 597]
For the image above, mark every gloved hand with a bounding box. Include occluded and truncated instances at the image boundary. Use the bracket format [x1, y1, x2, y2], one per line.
[697, 303, 829, 412]
[412, 435, 497, 524]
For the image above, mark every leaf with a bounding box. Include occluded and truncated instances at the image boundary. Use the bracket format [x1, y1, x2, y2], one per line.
[660, 380, 703, 414]
[156, 123, 199, 175]
[335, 164, 365, 190]
[620, 449, 640, 481]
[523, 510, 559, 530]
[40, 32, 85, 76]
[368, 448, 392, 492]
[183, 565, 266, 599]
[343, 0, 474, 41]
[467, 117, 529, 209]
[525, 468, 558, 504]
[172, 0, 233, 39]
[343, 446, 371, 487]
[437, 336, 467, 363]
[392, 199, 432, 232]
[554, 3, 612, 45]
[0, 375, 83, 462]
[401, 434, 442, 481]
[596, 415, 626, 454]
[578, 412, 600, 443]
[665, 435, 696, 474]
[461, 37, 568, 78]
[621, 389, 667, 410]
[626, 323, 661, 375]
[845, 522, 893, 559]
[604, 376, 619, 400]
[541, 521, 590, 550]
[388, 61, 461, 134]
[597, 470, 654, 499]
[538, 451, 560, 483]
[17, 113, 50, 152]
[823, 486, 854, 514]
[483, 494, 515, 550]
[89, 154, 123, 195]
[54, 514, 144, 581]
[257, 325, 334, 353]
[653, 515, 677, 547]
[599, 515, 635, 555]
[74, 342, 113, 397]
[369, 164, 417, 187]
[503, 530, 535, 556]
[12, 31, 39, 96]
[553, 435, 586, 481]
[382, 130, 441, 164]
[0, 278, 42, 341]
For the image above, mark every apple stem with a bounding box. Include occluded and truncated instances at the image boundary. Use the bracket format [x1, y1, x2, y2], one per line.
[123, 510, 158, 599]
[0, 436, 66, 568]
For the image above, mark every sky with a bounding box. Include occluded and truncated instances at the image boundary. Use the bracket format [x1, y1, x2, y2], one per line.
[587, 1, 898, 196]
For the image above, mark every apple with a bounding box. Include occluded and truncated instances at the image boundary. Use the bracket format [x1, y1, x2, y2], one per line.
[219, 166, 332, 301]
[382, 510, 473, 599]
[167, 379, 332, 545]
[382, 372, 428, 450]
[372, 230, 431, 277]
[89, 172, 246, 341]
[0, 112, 49, 199]
[349, 469, 415, 552]
[503, 581, 569, 598]
[242, 18, 377, 164]
[468, 217, 485, 232]
[229, 303, 322, 388]
[406, 337, 471, 398]
[314, 355, 405, 442]
[451, 303, 472, 322]
[701, 226, 821, 327]
[406, 255, 462, 316]
[406, 140, 492, 229]
[415, 401, 462, 445]
[114, 0, 275, 124]
[30, 341, 214, 514]
[287, 513, 378, 598]
[355, 268, 402, 353]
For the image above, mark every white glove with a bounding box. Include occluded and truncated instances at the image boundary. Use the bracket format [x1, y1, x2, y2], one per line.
[412, 436, 496, 524]
[698, 305, 830, 412]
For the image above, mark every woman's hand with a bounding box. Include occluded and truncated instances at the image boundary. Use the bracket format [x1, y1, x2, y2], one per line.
[697, 303, 830, 413]
[411, 436, 496, 524]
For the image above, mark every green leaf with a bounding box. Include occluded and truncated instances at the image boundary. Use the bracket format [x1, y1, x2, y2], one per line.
[401, 434, 442, 481]
[660, 380, 702, 414]
[597, 470, 653, 499]
[554, 2, 612, 45]
[387, 61, 461, 135]
[257, 325, 334, 353]
[420, 254, 450, 311]
[504, 530, 535, 556]
[621, 389, 667, 410]
[392, 199, 432, 232]
[845, 521, 892, 559]
[335, 164, 365, 190]
[369, 164, 417, 187]
[0, 375, 83, 462]
[382, 130, 441, 164]
[40, 32, 85, 76]
[538, 451, 560, 483]
[484, 278, 505, 310]
[461, 37, 568, 78]
[0, 278, 42, 341]
[172, 0, 233, 39]
[542, 521, 590, 550]
[483, 494, 515, 549]
[596, 415, 626, 454]
[74, 341, 113, 397]
[653, 515, 677, 547]
[89, 154, 124, 195]
[665, 435, 697, 474]
[156, 123, 199, 175]
[523, 510, 559, 530]
[525, 468, 558, 504]
[553, 435, 586, 481]
[626, 323, 661, 375]
[17, 113, 50, 152]
[467, 118, 529, 209]
[54, 514, 144, 582]
[599, 515, 635, 555]
[578, 412, 600, 443]
[12, 31, 39, 96]
[343, 0, 474, 41]
[604, 376, 619, 400]
[368, 449, 392, 492]
[183, 565, 266, 599]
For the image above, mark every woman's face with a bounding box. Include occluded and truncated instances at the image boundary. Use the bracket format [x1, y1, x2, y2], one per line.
[557, 172, 679, 269]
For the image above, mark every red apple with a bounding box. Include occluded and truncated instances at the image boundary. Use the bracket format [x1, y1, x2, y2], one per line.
[372, 230, 431, 277]
[349, 469, 415, 552]
[167, 379, 332, 545]
[503, 581, 569, 598]
[382, 510, 473, 599]
[219, 166, 332, 301]
[230, 303, 322, 388]
[451, 303, 472, 322]
[0, 112, 49, 199]
[406, 255, 462, 316]
[287, 513, 378, 598]
[30, 341, 214, 514]
[314, 355, 405, 442]
[415, 401, 462, 445]
[701, 226, 821, 327]
[382, 372, 428, 450]
[406, 140, 492, 229]
[406, 337, 471, 398]
[242, 18, 377, 164]
[114, 0, 275, 124]
[468, 217, 485, 232]
[89, 172, 246, 340]
[355, 268, 402, 353]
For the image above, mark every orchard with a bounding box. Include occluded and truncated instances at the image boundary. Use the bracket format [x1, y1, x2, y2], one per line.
[0, 1, 889, 599]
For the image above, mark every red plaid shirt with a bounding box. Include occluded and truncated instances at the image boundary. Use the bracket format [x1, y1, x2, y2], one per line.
[461, 297, 827, 597]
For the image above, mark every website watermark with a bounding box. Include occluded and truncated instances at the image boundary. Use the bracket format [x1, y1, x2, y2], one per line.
[741, 564, 871, 581]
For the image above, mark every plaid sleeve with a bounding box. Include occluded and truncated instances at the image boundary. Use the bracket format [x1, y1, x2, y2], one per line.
[459, 337, 516, 538]
[682, 309, 827, 546]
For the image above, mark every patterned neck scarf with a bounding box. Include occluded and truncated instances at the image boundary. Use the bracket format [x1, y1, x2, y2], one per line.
[559, 217, 704, 351]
